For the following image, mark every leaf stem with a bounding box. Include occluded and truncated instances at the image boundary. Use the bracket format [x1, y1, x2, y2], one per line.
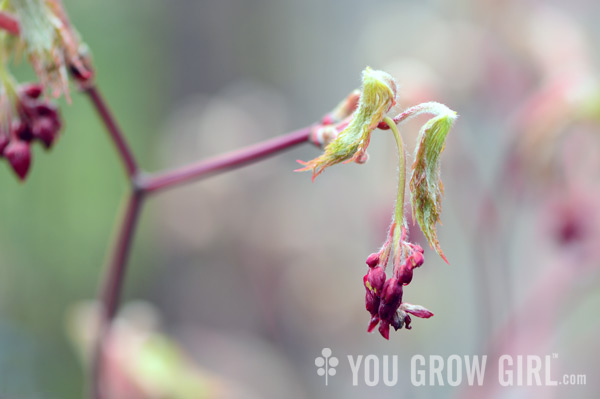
[378, 102, 454, 129]
[384, 116, 406, 250]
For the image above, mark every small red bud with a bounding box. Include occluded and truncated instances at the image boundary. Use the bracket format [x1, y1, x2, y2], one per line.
[411, 251, 424, 268]
[365, 290, 380, 317]
[365, 266, 386, 294]
[14, 122, 34, 142]
[32, 118, 58, 149]
[396, 264, 413, 285]
[4, 140, 31, 180]
[354, 151, 369, 164]
[69, 64, 94, 85]
[321, 114, 335, 125]
[378, 277, 403, 322]
[366, 252, 380, 268]
[21, 84, 44, 99]
[34, 103, 59, 121]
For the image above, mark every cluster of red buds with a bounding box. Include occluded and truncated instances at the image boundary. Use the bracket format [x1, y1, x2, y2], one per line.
[363, 225, 433, 339]
[0, 83, 62, 180]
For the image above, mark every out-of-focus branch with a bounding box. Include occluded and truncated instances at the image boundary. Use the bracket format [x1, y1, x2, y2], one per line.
[91, 191, 144, 399]
[1, 10, 319, 399]
[85, 87, 140, 178]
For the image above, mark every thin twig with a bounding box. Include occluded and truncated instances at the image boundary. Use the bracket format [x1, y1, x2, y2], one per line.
[91, 191, 144, 399]
[85, 86, 139, 178]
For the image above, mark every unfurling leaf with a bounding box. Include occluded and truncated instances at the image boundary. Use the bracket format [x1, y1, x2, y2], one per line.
[297, 67, 397, 179]
[409, 105, 457, 262]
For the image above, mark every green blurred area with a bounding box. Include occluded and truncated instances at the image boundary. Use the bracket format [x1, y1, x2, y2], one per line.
[0, 1, 165, 396]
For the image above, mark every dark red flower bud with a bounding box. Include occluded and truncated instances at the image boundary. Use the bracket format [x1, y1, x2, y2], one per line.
[366, 252, 380, 268]
[364, 266, 387, 331]
[34, 103, 59, 120]
[13, 121, 34, 142]
[378, 277, 403, 323]
[4, 140, 31, 180]
[410, 251, 424, 268]
[32, 117, 58, 149]
[21, 84, 43, 99]
[365, 266, 386, 294]
[396, 263, 413, 285]
[365, 289, 380, 317]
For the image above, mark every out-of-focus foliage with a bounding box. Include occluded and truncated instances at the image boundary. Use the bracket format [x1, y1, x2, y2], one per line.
[1, 0, 600, 398]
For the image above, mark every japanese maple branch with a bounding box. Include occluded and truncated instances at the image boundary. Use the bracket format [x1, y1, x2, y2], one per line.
[142, 126, 313, 194]
[85, 86, 139, 177]
[0, 9, 316, 398]
[90, 190, 143, 399]
[85, 84, 312, 399]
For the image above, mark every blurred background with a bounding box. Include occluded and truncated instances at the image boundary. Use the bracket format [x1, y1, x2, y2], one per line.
[1, 0, 600, 397]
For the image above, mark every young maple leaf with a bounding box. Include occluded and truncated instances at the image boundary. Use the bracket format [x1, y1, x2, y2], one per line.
[409, 106, 457, 263]
[296, 67, 398, 179]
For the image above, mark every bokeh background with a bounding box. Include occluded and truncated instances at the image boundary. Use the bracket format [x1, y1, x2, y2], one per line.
[1, 0, 600, 397]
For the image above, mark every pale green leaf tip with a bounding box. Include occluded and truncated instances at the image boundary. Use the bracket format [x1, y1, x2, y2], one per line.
[409, 105, 457, 263]
[297, 67, 398, 178]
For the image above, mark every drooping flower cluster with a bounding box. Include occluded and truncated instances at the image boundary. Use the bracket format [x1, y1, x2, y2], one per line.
[363, 226, 433, 339]
[298, 67, 456, 339]
[0, 82, 62, 180]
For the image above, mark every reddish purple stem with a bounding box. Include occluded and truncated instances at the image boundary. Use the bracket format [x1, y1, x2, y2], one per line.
[86, 83, 312, 399]
[91, 191, 143, 399]
[85, 87, 139, 177]
[99, 193, 144, 321]
[142, 126, 313, 193]
[1, 13, 315, 398]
